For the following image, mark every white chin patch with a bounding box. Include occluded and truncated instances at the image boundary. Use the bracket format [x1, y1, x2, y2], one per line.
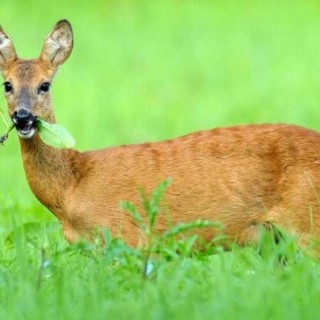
[18, 128, 36, 139]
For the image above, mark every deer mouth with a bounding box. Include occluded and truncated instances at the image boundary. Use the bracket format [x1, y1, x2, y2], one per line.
[12, 116, 38, 139]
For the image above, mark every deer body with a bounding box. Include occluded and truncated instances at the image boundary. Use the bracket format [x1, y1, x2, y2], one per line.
[1, 21, 320, 248]
[20, 122, 320, 247]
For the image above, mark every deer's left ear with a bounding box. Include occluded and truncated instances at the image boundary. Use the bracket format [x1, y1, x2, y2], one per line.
[40, 20, 73, 68]
[0, 26, 17, 72]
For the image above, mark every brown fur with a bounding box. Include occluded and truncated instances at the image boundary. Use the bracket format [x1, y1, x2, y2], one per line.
[1, 21, 320, 250]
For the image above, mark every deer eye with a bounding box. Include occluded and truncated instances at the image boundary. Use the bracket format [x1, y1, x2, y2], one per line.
[38, 82, 50, 94]
[3, 82, 13, 93]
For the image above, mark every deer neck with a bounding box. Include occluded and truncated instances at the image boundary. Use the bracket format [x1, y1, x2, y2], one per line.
[18, 115, 79, 218]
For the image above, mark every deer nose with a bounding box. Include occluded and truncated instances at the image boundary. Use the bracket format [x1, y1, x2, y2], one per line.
[12, 108, 33, 124]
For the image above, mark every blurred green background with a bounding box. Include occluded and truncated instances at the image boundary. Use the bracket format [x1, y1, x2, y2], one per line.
[1, 0, 320, 232]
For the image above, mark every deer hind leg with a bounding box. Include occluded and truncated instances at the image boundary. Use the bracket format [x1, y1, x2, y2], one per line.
[267, 205, 320, 247]
[236, 222, 281, 246]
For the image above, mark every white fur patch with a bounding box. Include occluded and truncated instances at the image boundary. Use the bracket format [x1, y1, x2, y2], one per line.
[0, 35, 10, 48]
[18, 128, 36, 139]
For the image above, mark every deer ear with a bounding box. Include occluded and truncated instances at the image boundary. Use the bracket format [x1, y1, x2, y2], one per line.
[40, 20, 73, 67]
[0, 26, 17, 72]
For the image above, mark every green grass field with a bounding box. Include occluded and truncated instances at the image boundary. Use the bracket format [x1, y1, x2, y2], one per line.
[1, 1, 320, 319]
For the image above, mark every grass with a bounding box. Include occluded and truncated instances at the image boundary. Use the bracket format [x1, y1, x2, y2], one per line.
[1, 0, 320, 319]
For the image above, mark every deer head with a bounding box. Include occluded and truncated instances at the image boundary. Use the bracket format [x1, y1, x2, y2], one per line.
[0, 20, 73, 139]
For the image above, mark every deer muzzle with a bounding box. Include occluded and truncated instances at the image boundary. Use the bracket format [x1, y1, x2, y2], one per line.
[12, 107, 38, 139]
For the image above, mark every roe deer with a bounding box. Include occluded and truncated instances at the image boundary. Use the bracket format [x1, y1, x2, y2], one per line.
[1, 20, 320, 250]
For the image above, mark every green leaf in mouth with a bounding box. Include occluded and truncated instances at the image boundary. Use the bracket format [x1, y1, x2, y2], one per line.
[37, 119, 76, 149]
[0, 107, 75, 149]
